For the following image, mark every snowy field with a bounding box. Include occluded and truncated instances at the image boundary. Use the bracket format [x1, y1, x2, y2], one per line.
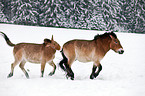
[0, 24, 145, 96]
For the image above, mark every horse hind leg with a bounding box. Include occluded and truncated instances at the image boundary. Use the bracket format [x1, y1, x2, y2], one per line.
[65, 58, 75, 80]
[59, 58, 67, 71]
[48, 61, 56, 76]
[59, 56, 74, 80]
[8, 49, 24, 78]
[19, 60, 29, 79]
[7, 60, 20, 78]
[65, 64, 74, 80]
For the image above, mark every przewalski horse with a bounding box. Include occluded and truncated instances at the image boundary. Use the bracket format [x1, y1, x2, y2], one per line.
[0, 32, 61, 78]
[59, 32, 124, 80]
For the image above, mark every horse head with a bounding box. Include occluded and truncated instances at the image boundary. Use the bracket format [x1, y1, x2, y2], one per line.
[44, 35, 61, 50]
[109, 32, 124, 54]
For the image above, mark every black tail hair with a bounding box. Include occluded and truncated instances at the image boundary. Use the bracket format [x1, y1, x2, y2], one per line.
[0, 32, 15, 47]
[59, 49, 75, 80]
[59, 49, 68, 71]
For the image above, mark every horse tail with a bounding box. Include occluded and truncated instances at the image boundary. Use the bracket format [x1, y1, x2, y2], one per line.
[0, 32, 15, 47]
[59, 49, 68, 71]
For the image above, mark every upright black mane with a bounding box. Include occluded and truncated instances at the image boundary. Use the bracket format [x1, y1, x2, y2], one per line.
[94, 31, 117, 40]
[43, 38, 51, 45]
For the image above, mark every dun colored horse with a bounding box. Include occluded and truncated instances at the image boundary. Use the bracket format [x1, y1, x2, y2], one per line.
[0, 32, 61, 78]
[59, 32, 124, 80]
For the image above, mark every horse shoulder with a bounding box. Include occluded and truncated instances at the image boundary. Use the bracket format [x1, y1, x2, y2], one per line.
[93, 39, 109, 61]
[43, 47, 56, 61]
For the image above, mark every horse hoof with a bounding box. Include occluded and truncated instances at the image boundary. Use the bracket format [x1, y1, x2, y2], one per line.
[49, 72, 54, 76]
[26, 75, 29, 79]
[25, 72, 29, 79]
[71, 77, 74, 80]
[40, 75, 44, 78]
[7, 73, 13, 78]
[66, 75, 74, 80]
[90, 74, 95, 79]
[67, 77, 74, 80]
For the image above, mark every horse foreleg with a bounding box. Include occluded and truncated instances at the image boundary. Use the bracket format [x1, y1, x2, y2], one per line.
[94, 64, 102, 78]
[48, 61, 56, 76]
[41, 61, 46, 77]
[90, 65, 97, 79]
[19, 60, 29, 79]
[90, 63, 102, 79]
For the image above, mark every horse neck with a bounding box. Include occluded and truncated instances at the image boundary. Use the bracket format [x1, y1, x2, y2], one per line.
[95, 36, 111, 56]
[43, 45, 56, 54]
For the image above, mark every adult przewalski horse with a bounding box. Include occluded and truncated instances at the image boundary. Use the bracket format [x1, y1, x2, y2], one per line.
[59, 32, 124, 80]
[0, 32, 61, 78]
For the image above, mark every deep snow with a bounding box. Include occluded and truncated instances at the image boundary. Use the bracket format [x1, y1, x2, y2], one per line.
[0, 24, 145, 96]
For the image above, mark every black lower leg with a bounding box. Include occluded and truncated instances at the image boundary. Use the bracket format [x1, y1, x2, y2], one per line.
[67, 68, 74, 80]
[7, 72, 13, 78]
[59, 60, 66, 71]
[41, 70, 44, 77]
[25, 72, 29, 79]
[65, 64, 74, 80]
[90, 65, 97, 79]
[94, 64, 102, 78]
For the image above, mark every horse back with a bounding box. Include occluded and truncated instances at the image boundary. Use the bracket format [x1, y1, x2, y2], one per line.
[13, 43, 55, 63]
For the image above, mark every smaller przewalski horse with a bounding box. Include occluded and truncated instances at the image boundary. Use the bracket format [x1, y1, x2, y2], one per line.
[0, 32, 60, 78]
[59, 32, 124, 80]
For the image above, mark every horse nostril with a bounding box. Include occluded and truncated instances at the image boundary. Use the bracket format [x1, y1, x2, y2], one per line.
[121, 50, 124, 54]
[119, 50, 124, 54]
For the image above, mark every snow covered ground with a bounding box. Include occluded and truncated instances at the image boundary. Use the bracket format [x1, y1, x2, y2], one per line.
[0, 24, 145, 96]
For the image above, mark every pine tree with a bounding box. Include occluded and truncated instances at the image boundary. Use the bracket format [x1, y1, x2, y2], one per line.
[134, 0, 145, 33]
[119, 0, 145, 33]
[100, 0, 123, 31]
[56, 0, 78, 28]
[11, 0, 37, 25]
[0, 2, 8, 23]
[0, 0, 145, 33]
[40, 0, 59, 26]
[87, 0, 107, 30]
[56, 0, 90, 29]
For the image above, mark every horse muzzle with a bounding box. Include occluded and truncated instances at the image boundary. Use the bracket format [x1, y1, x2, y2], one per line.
[117, 48, 124, 54]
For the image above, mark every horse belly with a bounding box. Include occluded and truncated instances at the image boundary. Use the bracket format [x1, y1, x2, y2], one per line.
[76, 49, 96, 63]
[77, 56, 91, 62]
[76, 52, 92, 62]
[25, 56, 42, 64]
[24, 53, 42, 64]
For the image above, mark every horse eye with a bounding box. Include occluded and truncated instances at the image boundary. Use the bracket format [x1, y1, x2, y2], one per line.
[115, 41, 118, 44]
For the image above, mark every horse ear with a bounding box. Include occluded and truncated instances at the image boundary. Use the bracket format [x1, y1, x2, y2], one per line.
[109, 35, 114, 39]
[51, 35, 54, 41]
[46, 44, 50, 47]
